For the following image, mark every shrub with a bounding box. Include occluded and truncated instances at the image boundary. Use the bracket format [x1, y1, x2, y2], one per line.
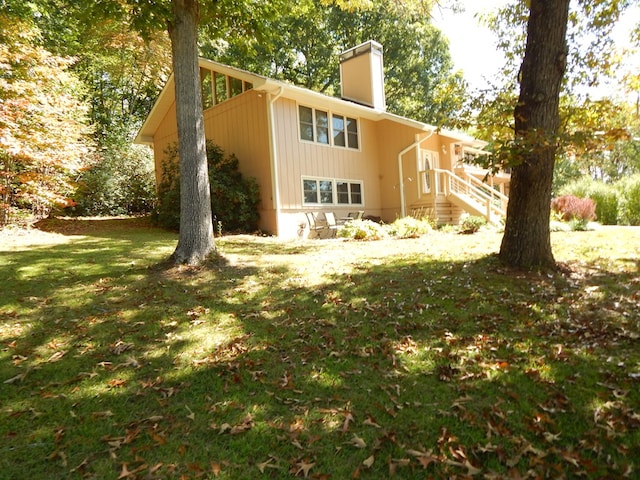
[154, 141, 260, 233]
[550, 195, 596, 222]
[73, 145, 156, 216]
[459, 215, 487, 234]
[385, 217, 432, 238]
[560, 178, 618, 225]
[338, 219, 388, 240]
[617, 174, 640, 226]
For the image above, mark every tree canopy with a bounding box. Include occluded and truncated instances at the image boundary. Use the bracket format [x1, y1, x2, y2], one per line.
[203, 0, 467, 126]
[0, 11, 91, 225]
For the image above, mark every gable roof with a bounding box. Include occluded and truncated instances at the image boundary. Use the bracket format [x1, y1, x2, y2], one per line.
[135, 58, 484, 148]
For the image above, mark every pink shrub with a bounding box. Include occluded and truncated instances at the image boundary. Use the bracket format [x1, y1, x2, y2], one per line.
[551, 195, 597, 222]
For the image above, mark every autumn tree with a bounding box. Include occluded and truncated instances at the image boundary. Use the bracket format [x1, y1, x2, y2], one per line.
[0, 11, 91, 225]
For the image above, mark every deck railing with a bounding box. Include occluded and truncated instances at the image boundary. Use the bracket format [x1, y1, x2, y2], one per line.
[419, 168, 508, 224]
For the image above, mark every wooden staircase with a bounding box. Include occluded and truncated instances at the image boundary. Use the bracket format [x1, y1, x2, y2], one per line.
[410, 168, 509, 225]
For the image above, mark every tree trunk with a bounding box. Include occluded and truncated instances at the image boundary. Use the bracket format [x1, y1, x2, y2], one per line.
[499, 0, 570, 269]
[168, 0, 215, 265]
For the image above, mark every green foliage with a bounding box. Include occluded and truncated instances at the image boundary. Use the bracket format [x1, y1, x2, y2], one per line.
[459, 215, 487, 234]
[155, 141, 260, 232]
[385, 216, 433, 238]
[73, 145, 156, 216]
[338, 219, 388, 240]
[560, 177, 619, 225]
[203, 0, 466, 127]
[617, 174, 640, 226]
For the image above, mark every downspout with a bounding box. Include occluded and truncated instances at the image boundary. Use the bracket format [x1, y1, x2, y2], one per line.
[267, 86, 285, 235]
[397, 129, 437, 217]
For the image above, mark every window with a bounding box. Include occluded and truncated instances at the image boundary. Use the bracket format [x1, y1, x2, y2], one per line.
[316, 110, 329, 145]
[303, 177, 364, 206]
[347, 117, 359, 149]
[332, 115, 345, 147]
[298, 105, 359, 149]
[200, 68, 213, 109]
[299, 106, 314, 142]
[199, 67, 252, 110]
[214, 72, 228, 104]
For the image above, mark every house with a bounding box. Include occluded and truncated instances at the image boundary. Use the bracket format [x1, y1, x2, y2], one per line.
[135, 40, 509, 239]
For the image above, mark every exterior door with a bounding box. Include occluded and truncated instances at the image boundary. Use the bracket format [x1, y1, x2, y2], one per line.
[419, 150, 440, 195]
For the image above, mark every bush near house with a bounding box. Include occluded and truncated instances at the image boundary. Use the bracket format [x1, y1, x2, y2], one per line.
[459, 215, 487, 234]
[154, 141, 260, 233]
[73, 146, 156, 216]
[338, 219, 389, 240]
[385, 216, 433, 238]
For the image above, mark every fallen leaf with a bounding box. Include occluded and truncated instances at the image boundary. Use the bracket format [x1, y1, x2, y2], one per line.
[363, 414, 382, 428]
[362, 455, 375, 468]
[118, 463, 132, 479]
[4, 373, 26, 384]
[348, 434, 367, 449]
[407, 448, 439, 469]
[47, 351, 66, 362]
[293, 459, 314, 478]
[185, 405, 195, 420]
[342, 411, 355, 432]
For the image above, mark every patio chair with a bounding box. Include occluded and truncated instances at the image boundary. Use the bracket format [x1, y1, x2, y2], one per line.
[323, 212, 340, 237]
[347, 210, 364, 221]
[305, 211, 337, 238]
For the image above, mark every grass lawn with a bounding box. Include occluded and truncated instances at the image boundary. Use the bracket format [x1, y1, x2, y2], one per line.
[1, 217, 639, 479]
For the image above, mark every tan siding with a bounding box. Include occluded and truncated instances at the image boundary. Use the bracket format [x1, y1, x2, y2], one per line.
[151, 91, 276, 235]
[201, 91, 273, 233]
[274, 98, 382, 216]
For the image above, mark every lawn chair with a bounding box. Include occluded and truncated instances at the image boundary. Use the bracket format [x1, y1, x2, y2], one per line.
[347, 210, 364, 221]
[323, 212, 340, 238]
[305, 211, 337, 239]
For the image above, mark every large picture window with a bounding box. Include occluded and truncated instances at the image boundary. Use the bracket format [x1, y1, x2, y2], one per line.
[303, 177, 364, 206]
[298, 105, 359, 150]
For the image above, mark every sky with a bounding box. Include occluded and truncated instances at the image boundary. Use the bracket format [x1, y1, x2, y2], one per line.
[433, 1, 640, 97]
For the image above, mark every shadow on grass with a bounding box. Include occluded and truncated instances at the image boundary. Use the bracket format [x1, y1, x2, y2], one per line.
[1, 224, 639, 479]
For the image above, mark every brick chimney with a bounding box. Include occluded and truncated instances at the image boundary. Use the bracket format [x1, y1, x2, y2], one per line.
[339, 40, 386, 111]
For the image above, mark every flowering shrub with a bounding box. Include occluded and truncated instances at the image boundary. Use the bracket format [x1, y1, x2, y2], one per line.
[550, 195, 596, 222]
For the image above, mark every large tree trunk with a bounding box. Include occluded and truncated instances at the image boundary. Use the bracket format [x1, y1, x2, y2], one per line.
[499, 0, 570, 269]
[168, 0, 215, 265]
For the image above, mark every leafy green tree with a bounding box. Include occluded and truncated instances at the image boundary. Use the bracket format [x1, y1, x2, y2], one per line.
[204, 0, 466, 126]
[498, 0, 571, 268]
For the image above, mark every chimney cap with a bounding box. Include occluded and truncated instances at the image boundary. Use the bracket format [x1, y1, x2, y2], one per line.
[339, 40, 383, 63]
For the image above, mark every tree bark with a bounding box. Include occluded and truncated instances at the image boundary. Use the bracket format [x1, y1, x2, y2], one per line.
[499, 0, 570, 269]
[168, 0, 215, 265]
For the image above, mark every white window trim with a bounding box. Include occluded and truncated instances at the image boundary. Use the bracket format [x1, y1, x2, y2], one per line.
[297, 104, 360, 151]
[302, 176, 365, 206]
